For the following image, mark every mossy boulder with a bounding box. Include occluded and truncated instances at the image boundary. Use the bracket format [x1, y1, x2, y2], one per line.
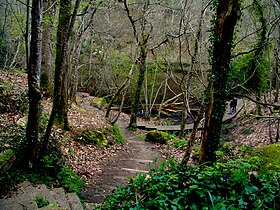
[79, 129, 109, 147]
[255, 143, 280, 172]
[145, 130, 168, 144]
[90, 97, 107, 109]
[0, 149, 16, 173]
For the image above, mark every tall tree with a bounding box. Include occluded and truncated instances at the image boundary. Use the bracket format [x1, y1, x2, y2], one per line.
[199, 0, 241, 164]
[25, 0, 42, 168]
[43, 0, 80, 149]
[41, 0, 56, 92]
[125, 0, 149, 129]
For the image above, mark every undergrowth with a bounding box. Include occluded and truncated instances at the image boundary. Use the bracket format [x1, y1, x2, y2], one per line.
[112, 123, 125, 144]
[97, 158, 280, 209]
[0, 123, 84, 197]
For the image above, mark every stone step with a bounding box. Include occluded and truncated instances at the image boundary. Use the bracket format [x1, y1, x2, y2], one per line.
[50, 188, 71, 209]
[0, 181, 84, 210]
[66, 193, 84, 210]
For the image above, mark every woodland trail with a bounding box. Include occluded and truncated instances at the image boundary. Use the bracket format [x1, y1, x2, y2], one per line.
[81, 110, 164, 204]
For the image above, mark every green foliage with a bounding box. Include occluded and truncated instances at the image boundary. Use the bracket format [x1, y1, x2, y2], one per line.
[0, 149, 15, 172]
[0, 124, 27, 166]
[98, 159, 280, 209]
[0, 149, 15, 164]
[145, 130, 168, 144]
[17, 90, 29, 114]
[230, 53, 269, 94]
[165, 132, 187, 148]
[78, 129, 109, 147]
[135, 135, 146, 141]
[109, 50, 132, 77]
[57, 165, 84, 193]
[112, 123, 125, 144]
[171, 137, 187, 148]
[36, 195, 49, 208]
[0, 28, 9, 68]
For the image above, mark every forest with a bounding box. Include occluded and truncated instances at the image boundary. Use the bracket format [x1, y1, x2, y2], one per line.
[0, 0, 280, 209]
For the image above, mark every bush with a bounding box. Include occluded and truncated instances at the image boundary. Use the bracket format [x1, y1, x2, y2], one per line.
[98, 159, 280, 209]
[57, 165, 84, 193]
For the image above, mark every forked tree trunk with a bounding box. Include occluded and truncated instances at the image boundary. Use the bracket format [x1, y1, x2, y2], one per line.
[43, 0, 80, 151]
[26, 0, 42, 169]
[199, 0, 241, 164]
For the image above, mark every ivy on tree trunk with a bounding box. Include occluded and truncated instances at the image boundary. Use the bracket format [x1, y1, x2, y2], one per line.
[129, 33, 148, 129]
[199, 0, 241, 164]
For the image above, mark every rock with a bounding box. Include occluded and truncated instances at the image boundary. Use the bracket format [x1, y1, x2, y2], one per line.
[0, 181, 84, 210]
[79, 129, 109, 147]
[90, 97, 107, 110]
[145, 130, 168, 144]
[255, 143, 280, 172]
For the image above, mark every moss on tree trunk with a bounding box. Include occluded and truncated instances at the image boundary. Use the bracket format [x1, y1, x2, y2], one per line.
[129, 33, 148, 129]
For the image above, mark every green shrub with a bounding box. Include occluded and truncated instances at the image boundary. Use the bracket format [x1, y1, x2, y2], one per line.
[145, 130, 168, 144]
[57, 165, 84, 193]
[98, 159, 280, 209]
[112, 123, 125, 144]
[78, 129, 109, 147]
[166, 133, 187, 148]
[36, 195, 49, 208]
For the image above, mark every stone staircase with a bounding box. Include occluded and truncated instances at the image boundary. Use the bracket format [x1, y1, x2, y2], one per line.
[0, 181, 85, 210]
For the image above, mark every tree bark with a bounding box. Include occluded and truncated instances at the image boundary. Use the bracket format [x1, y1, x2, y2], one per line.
[129, 33, 148, 128]
[41, 0, 55, 92]
[43, 0, 80, 151]
[26, 0, 42, 169]
[199, 0, 241, 164]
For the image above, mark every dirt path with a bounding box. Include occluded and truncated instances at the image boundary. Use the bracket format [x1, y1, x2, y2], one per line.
[81, 115, 163, 204]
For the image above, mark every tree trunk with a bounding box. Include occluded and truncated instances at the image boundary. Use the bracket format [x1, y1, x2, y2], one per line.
[41, 0, 55, 92]
[274, 31, 279, 102]
[25, 0, 30, 69]
[199, 0, 241, 164]
[26, 0, 42, 169]
[43, 0, 80, 151]
[182, 100, 204, 164]
[129, 33, 148, 129]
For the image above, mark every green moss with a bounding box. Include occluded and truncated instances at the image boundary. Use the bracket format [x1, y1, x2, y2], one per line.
[0, 149, 15, 172]
[112, 123, 125, 144]
[145, 130, 168, 144]
[78, 129, 109, 147]
[90, 97, 107, 109]
[255, 143, 280, 172]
